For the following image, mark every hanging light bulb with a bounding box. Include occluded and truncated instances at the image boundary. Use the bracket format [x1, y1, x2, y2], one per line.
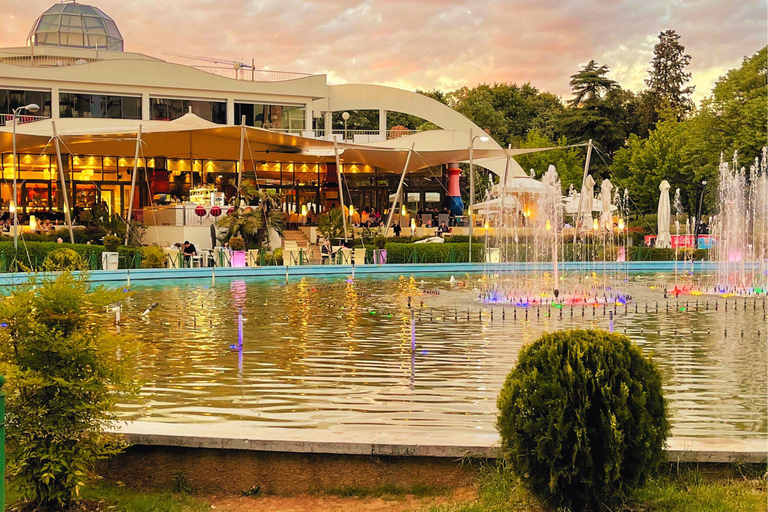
[348, 205, 355, 217]
[545, 220, 551, 231]
[8, 201, 15, 214]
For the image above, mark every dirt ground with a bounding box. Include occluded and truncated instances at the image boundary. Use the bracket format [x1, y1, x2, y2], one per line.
[207, 487, 477, 512]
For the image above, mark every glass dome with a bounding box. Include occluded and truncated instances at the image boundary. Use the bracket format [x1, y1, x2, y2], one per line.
[27, 2, 124, 52]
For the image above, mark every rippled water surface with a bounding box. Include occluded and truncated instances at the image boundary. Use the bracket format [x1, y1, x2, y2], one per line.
[111, 272, 767, 438]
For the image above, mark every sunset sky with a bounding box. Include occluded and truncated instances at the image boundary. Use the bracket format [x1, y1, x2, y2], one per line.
[2, 0, 766, 103]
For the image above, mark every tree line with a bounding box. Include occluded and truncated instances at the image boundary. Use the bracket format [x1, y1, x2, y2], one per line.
[335, 30, 767, 216]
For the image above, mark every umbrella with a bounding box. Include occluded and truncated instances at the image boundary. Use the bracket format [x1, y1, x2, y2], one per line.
[581, 174, 595, 230]
[600, 179, 613, 230]
[657, 180, 672, 248]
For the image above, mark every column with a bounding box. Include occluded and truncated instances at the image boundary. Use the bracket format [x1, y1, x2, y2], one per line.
[378, 109, 387, 140]
[445, 162, 463, 215]
[226, 98, 235, 125]
[51, 86, 60, 118]
[304, 103, 312, 135]
[141, 92, 150, 120]
[324, 111, 332, 140]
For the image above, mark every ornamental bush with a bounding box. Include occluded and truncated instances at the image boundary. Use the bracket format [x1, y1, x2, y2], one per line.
[43, 248, 88, 272]
[103, 235, 120, 253]
[0, 273, 138, 510]
[229, 236, 245, 251]
[497, 329, 669, 511]
[140, 245, 165, 268]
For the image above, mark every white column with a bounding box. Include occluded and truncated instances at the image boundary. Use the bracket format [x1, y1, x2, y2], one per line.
[324, 111, 332, 140]
[378, 109, 387, 139]
[51, 86, 60, 118]
[141, 92, 150, 120]
[226, 98, 235, 125]
[304, 103, 312, 133]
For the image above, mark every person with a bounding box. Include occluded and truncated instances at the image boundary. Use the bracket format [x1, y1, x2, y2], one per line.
[437, 221, 450, 237]
[56, 237, 63, 244]
[182, 240, 197, 266]
[393, 223, 402, 237]
[321, 239, 333, 264]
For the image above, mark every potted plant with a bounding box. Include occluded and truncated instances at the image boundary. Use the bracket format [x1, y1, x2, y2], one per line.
[101, 235, 120, 270]
[229, 236, 246, 267]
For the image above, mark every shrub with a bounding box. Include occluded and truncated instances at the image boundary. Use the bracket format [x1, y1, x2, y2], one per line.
[43, 248, 89, 271]
[103, 235, 120, 252]
[229, 236, 245, 251]
[272, 247, 283, 265]
[384, 242, 484, 263]
[140, 245, 166, 268]
[497, 329, 669, 511]
[0, 273, 138, 510]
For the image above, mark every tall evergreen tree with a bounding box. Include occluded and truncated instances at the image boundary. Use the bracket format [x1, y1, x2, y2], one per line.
[567, 60, 618, 107]
[645, 30, 695, 115]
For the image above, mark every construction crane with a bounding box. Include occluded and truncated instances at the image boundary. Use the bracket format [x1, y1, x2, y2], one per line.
[162, 52, 254, 70]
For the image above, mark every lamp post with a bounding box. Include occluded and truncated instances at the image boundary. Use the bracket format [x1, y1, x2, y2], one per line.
[342, 111, 350, 142]
[12, 103, 40, 251]
[468, 133, 489, 263]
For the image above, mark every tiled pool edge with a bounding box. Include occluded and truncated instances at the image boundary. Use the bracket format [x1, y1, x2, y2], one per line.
[111, 421, 768, 464]
[0, 261, 727, 285]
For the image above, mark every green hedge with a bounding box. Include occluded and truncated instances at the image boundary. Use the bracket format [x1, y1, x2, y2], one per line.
[0, 242, 144, 272]
[384, 242, 485, 263]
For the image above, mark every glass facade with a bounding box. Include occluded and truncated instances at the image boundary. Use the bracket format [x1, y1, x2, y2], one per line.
[59, 93, 141, 119]
[234, 102, 305, 132]
[0, 89, 52, 117]
[150, 98, 227, 124]
[27, 2, 124, 51]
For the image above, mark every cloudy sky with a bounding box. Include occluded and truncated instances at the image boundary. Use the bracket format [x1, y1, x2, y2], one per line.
[2, 0, 766, 103]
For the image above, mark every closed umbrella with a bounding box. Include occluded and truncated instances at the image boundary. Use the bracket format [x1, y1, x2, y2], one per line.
[581, 174, 595, 230]
[600, 179, 613, 230]
[657, 180, 672, 248]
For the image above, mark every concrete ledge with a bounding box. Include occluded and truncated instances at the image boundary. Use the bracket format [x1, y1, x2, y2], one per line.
[112, 421, 767, 463]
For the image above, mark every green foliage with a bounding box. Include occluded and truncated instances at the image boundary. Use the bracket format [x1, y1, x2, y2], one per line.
[0, 242, 104, 272]
[0, 273, 139, 510]
[218, 183, 285, 249]
[384, 242, 484, 263]
[103, 235, 120, 253]
[43, 248, 88, 272]
[567, 60, 619, 107]
[317, 208, 346, 241]
[228, 236, 245, 251]
[515, 130, 585, 193]
[140, 245, 166, 268]
[646, 30, 695, 115]
[497, 329, 670, 511]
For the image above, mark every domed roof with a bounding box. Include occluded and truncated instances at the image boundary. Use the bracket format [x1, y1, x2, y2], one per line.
[27, 2, 123, 52]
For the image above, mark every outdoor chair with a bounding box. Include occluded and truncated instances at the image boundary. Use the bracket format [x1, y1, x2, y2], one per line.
[247, 249, 260, 267]
[212, 246, 231, 267]
[337, 247, 352, 265]
[163, 248, 182, 268]
[353, 248, 366, 265]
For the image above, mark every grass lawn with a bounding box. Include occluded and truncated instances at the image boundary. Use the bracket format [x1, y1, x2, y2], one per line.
[7, 463, 766, 511]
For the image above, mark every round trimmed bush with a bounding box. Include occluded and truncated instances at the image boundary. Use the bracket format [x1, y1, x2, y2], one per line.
[229, 236, 245, 251]
[497, 329, 669, 511]
[43, 248, 88, 271]
[103, 235, 121, 252]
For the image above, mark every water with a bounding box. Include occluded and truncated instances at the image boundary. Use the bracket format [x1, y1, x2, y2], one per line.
[111, 273, 767, 439]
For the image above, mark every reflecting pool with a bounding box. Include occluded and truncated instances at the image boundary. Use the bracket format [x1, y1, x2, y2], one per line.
[111, 272, 767, 439]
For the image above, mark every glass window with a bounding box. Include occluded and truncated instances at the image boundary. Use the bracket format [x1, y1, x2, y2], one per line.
[150, 98, 226, 124]
[59, 93, 141, 119]
[234, 102, 305, 131]
[0, 89, 52, 117]
[38, 14, 60, 31]
[425, 192, 441, 203]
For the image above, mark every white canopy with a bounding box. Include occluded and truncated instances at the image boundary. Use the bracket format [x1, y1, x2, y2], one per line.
[657, 180, 672, 248]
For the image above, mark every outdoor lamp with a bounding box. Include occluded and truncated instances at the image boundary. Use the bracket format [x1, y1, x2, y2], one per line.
[301, 205, 307, 216]
[618, 218, 625, 230]
[410, 218, 416, 230]
[545, 220, 551, 231]
[401, 204, 406, 216]
[8, 202, 15, 214]
[479, 136, 489, 142]
[348, 205, 355, 217]
[593, 218, 599, 231]
[29, 215, 36, 232]
[484, 220, 489, 231]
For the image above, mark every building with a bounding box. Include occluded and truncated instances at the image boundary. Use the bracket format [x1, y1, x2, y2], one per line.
[0, 1, 517, 232]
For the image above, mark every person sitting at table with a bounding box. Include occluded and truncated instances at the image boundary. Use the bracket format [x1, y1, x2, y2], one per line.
[182, 240, 197, 265]
[437, 221, 450, 237]
[321, 239, 333, 264]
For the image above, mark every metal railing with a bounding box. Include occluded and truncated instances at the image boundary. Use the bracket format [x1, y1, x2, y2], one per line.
[0, 114, 49, 127]
[192, 66, 312, 82]
[268, 128, 420, 141]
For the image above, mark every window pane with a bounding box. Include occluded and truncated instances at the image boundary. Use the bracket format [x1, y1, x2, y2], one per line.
[122, 96, 141, 119]
[38, 14, 60, 31]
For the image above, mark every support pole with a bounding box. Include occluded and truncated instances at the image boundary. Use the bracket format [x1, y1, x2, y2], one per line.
[573, 139, 593, 246]
[237, 115, 246, 202]
[384, 144, 415, 237]
[124, 124, 142, 244]
[469, 130, 475, 263]
[333, 140, 348, 242]
[500, 153, 510, 262]
[0, 375, 4, 512]
[11, 115, 18, 251]
[51, 122, 75, 244]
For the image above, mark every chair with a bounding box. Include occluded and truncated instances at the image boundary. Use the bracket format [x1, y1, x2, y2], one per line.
[421, 214, 432, 226]
[353, 248, 366, 265]
[438, 214, 450, 226]
[213, 246, 231, 267]
[199, 250, 211, 267]
[338, 247, 352, 265]
[189, 255, 203, 268]
[247, 249, 261, 267]
[163, 248, 182, 268]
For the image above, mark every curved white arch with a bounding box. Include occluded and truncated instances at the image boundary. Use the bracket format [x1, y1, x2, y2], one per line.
[314, 84, 525, 177]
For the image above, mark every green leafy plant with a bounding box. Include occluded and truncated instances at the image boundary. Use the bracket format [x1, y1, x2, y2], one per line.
[317, 208, 346, 242]
[43, 248, 89, 272]
[228, 236, 245, 251]
[497, 329, 669, 511]
[217, 181, 285, 249]
[140, 246, 165, 268]
[0, 273, 139, 510]
[103, 235, 120, 253]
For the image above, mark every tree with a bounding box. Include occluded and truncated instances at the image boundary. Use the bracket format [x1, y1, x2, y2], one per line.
[0, 274, 138, 510]
[567, 60, 618, 107]
[514, 130, 584, 193]
[645, 30, 695, 116]
[218, 180, 285, 249]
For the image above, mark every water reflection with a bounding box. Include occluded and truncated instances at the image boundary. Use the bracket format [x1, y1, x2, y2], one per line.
[111, 273, 767, 438]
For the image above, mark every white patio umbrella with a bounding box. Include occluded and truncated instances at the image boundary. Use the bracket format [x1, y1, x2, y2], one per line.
[600, 179, 613, 230]
[657, 180, 672, 248]
[581, 174, 595, 230]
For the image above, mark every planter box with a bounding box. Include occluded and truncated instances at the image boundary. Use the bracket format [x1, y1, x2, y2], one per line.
[102, 251, 119, 271]
[373, 249, 387, 264]
[231, 250, 246, 267]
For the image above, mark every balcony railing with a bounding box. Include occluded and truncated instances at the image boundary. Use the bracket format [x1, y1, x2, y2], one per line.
[0, 114, 50, 127]
[269, 128, 420, 142]
[192, 66, 313, 82]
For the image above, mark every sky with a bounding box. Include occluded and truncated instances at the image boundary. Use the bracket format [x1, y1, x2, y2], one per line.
[2, 0, 766, 104]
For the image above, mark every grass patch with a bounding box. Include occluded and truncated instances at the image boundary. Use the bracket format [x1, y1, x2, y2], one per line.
[322, 483, 448, 499]
[425, 462, 767, 512]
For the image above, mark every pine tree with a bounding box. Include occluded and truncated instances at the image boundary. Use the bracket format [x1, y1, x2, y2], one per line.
[567, 60, 618, 107]
[645, 30, 695, 115]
